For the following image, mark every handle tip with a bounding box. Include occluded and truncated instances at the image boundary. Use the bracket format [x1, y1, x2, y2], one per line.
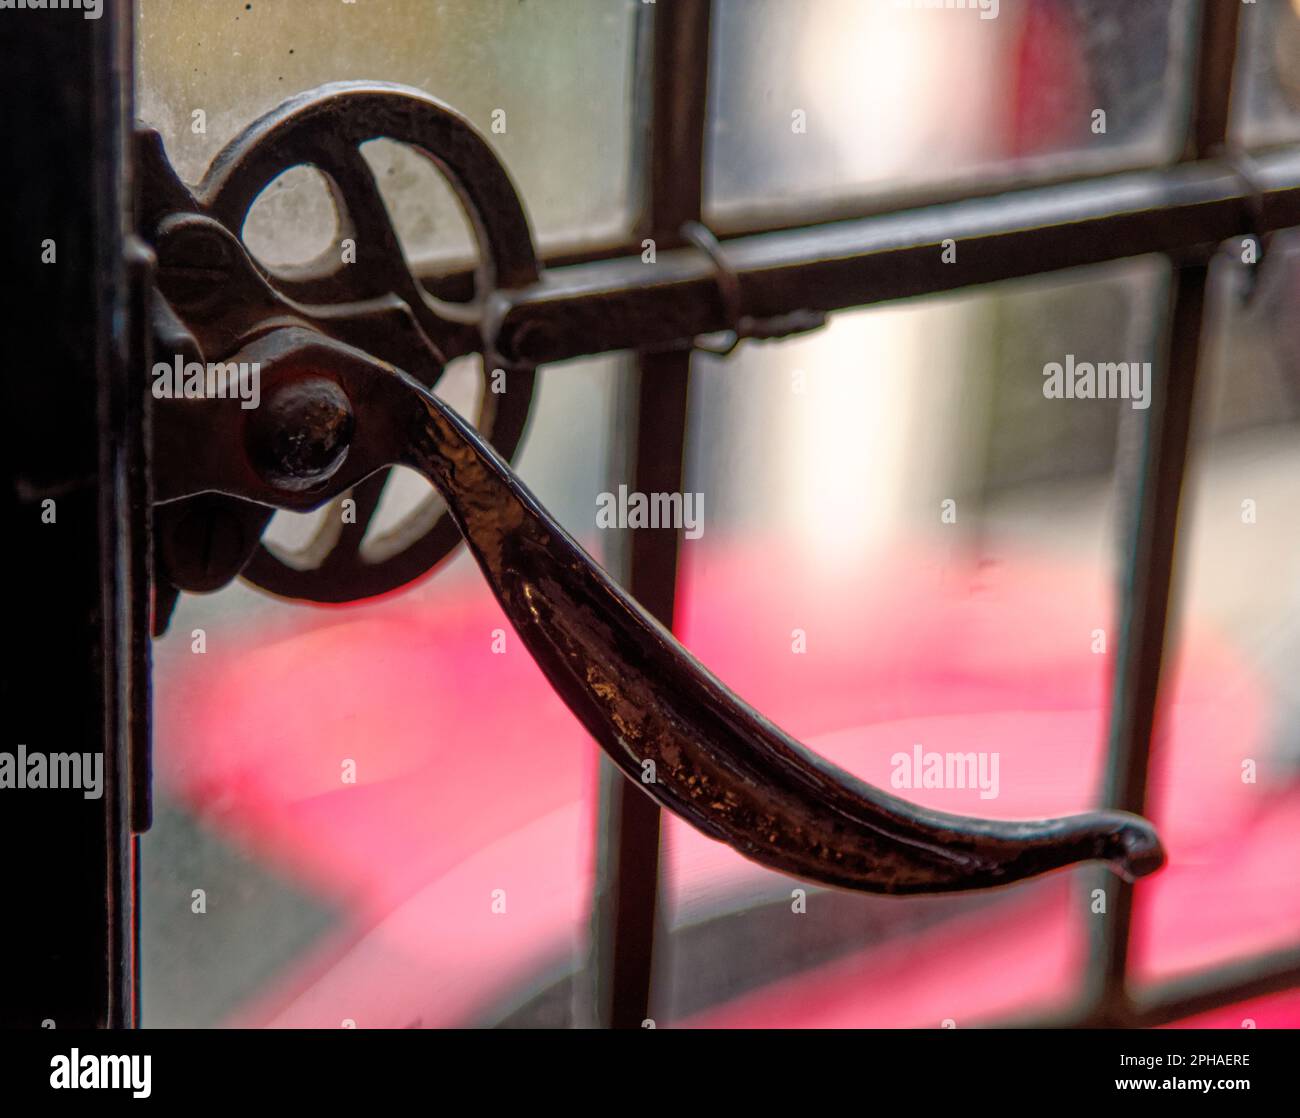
[1106, 815, 1167, 883]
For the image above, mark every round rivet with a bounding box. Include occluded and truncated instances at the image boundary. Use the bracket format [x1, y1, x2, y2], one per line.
[245, 376, 354, 492]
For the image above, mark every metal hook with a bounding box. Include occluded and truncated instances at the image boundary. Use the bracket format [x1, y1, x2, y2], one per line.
[1222, 149, 1273, 307]
[681, 219, 826, 356]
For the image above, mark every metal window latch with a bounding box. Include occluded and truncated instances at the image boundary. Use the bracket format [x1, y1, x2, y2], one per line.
[142, 82, 1164, 895]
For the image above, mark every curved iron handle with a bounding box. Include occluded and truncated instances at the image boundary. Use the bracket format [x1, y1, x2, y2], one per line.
[393, 376, 1164, 894]
[171, 326, 1165, 896]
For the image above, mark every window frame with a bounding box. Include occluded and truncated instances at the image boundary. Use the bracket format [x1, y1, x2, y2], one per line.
[521, 0, 1300, 1029]
[16, 0, 1297, 1029]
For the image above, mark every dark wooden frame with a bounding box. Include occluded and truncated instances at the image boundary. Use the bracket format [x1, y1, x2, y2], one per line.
[0, 0, 144, 1029]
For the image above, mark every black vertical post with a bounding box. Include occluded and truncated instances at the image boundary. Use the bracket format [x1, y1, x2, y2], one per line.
[591, 0, 712, 1030]
[0, 0, 141, 1028]
[1086, 0, 1242, 1023]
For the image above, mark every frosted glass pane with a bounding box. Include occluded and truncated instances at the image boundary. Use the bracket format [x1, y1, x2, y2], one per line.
[136, 0, 638, 259]
[1234, 0, 1300, 148]
[706, 0, 1195, 226]
[1131, 232, 1300, 989]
